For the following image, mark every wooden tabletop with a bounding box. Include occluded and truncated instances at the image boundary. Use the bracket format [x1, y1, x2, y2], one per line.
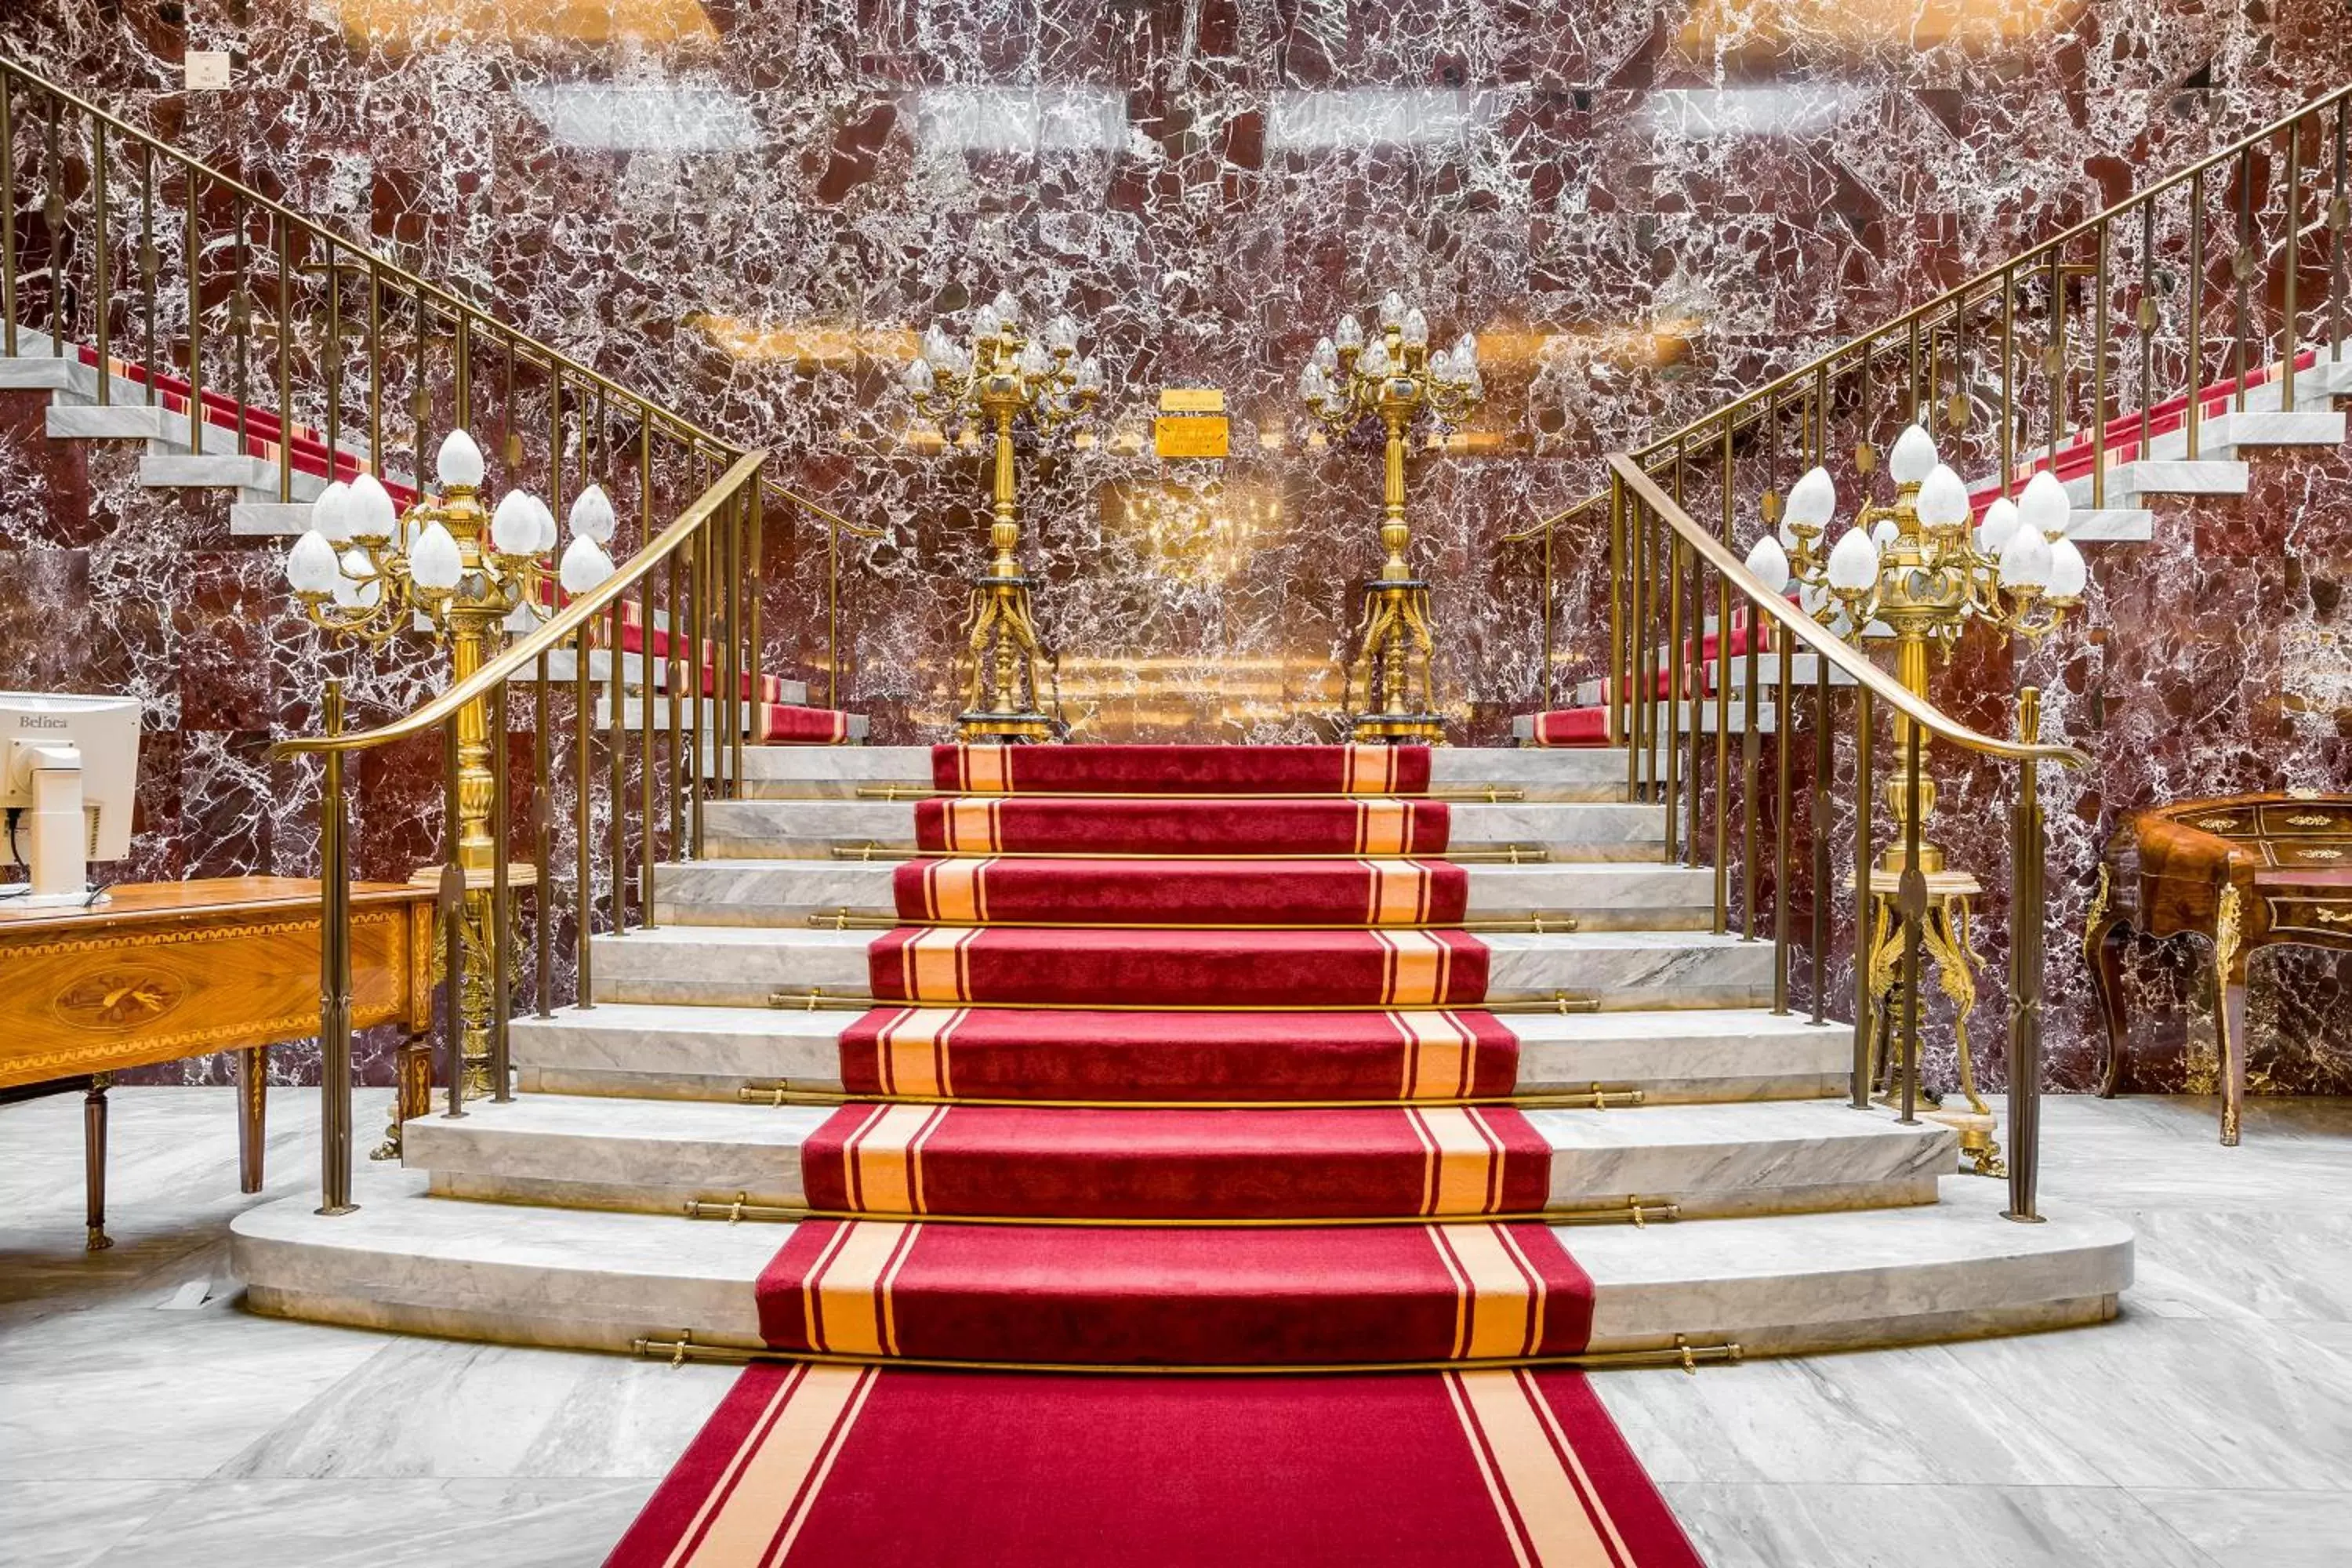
[0, 875, 432, 935]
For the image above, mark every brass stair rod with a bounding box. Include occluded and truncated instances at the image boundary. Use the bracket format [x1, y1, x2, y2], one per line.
[633, 1333, 1740, 1377]
[681, 1194, 1677, 1229]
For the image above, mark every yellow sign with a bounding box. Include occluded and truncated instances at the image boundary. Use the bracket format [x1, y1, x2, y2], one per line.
[1158, 387, 1225, 414]
[1154, 415, 1229, 459]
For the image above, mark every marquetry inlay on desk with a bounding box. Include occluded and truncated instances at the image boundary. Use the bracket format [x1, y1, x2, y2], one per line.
[0, 877, 435, 1248]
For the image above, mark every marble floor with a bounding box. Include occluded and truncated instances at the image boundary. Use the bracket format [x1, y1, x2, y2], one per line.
[2, 1088, 2346, 1566]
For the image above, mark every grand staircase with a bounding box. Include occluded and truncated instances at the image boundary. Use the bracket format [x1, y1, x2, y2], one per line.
[230, 741, 2131, 1363]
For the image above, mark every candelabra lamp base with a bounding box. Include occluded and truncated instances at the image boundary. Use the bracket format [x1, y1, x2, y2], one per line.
[958, 572, 1056, 745]
[368, 860, 539, 1158]
[1853, 862, 2006, 1179]
[1345, 576, 1444, 746]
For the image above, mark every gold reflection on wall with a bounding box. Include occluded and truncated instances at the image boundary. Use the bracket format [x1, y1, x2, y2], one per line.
[1107, 479, 1282, 586]
[331, 0, 719, 48]
[691, 314, 920, 368]
[1678, 0, 2078, 53]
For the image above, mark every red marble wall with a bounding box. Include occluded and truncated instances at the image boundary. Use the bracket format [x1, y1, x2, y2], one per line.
[2, 2, 2348, 1095]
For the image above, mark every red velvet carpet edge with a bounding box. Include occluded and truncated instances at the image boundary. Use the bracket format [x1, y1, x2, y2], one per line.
[892, 855, 1469, 926]
[604, 1363, 1704, 1567]
[935, 742, 1434, 795]
[866, 926, 1490, 1007]
[914, 795, 1452, 855]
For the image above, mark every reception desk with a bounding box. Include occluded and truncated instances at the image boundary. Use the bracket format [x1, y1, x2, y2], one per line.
[0, 877, 435, 1247]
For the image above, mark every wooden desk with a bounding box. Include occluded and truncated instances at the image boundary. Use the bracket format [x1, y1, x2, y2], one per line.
[2088, 793, 2352, 1145]
[0, 877, 435, 1247]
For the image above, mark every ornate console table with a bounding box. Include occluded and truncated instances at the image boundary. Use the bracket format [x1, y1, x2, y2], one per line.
[2089, 793, 2352, 1145]
[0, 877, 434, 1247]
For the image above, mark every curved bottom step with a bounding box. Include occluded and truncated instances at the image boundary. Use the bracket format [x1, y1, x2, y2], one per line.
[230, 1172, 2131, 1364]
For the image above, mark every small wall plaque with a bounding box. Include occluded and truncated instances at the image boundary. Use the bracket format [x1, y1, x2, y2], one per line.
[184, 51, 232, 90]
[1155, 415, 1229, 459]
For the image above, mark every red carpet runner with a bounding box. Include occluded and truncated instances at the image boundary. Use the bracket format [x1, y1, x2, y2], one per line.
[609, 1363, 1701, 1567]
[612, 744, 1702, 1565]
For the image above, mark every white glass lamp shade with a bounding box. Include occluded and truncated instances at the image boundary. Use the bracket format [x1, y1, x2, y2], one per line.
[1998, 518, 2053, 590]
[1465, 365, 1483, 398]
[972, 303, 1001, 340]
[1074, 356, 1103, 394]
[489, 489, 543, 556]
[409, 520, 463, 592]
[435, 428, 485, 490]
[1784, 465, 1836, 532]
[332, 549, 380, 610]
[1402, 307, 1429, 348]
[1428, 349, 1454, 383]
[286, 528, 340, 595]
[2045, 534, 2089, 601]
[1976, 496, 2021, 555]
[1334, 315, 1363, 352]
[1047, 314, 1077, 354]
[989, 289, 1020, 330]
[347, 472, 399, 541]
[2018, 469, 2071, 539]
[1744, 533, 1791, 595]
[1313, 336, 1338, 372]
[1017, 339, 1051, 377]
[1915, 463, 1972, 529]
[560, 534, 615, 595]
[1871, 518, 1900, 550]
[1297, 361, 1328, 401]
[569, 483, 617, 545]
[1887, 423, 1939, 485]
[1827, 525, 1881, 591]
[903, 357, 935, 396]
[1359, 339, 1391, 376]
[1454, 332, 1478, 367]
[1379, 289, 1406, 328]
[310, 479, 353, 544]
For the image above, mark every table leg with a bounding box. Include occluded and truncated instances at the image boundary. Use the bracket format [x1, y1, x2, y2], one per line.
[2213, 883, 2247, 1147]
[236, 1044, 267, 1194]
[84, 1073, 113, 1252]
[2089, 916, 2133, 1098]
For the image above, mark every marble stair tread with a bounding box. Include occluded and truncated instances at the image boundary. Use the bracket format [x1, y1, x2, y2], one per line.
[1575, 1176, 2133, 1354]
[397, 1091, 1955, 1216]
[700, 797, 1664, 861]
[1566, 652, 1859, 709]
[648, 857, 1721, 928]
[138, 450, 334, 501]
[1511, 700, 1780, 742]
[737, 746, 1637, 801]
[2060, 458, 2248, 506]
[510, 1003, 1853, 1105]
[595, 695, 864, 738]
[586, 924, 1775, 1010]
[0, 354, 77, 389]
[229, 1166, 2132, 1359]
[543, 647, 809, 705]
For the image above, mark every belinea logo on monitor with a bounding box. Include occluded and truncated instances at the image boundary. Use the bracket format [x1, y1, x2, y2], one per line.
[14, 714, 67, 729]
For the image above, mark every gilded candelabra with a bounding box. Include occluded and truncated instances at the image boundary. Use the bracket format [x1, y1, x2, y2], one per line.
[1745, 423, 2088, 1169]
[904, 292, 1102, 742]
[284, 431, 617, 1123]
[1296, 290, 1483, 743]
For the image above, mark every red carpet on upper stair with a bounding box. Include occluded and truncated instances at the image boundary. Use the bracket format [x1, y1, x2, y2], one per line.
[756, 1218, 1591, 1366]
[837, 1005, 1520, 1103]
[936, 741, 1432, 794]
[892, 855, 1468, 926]
[867, 925, 1490, 1007]
[606, 1362, 1704, 1568]
[799, 1103, 1552, 1219]
[915, 795, 1451, 854]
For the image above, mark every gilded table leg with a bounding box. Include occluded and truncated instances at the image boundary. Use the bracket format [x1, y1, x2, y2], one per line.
[235, 1044, 267, 1194]
[2213, 883, 2247, 1147]
[372, 1028, 435, 1161]
[83, 1073, 113, 1252]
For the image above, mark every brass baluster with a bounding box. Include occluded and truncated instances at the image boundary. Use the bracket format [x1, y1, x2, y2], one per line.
[140, 144, 154, 403]
[2283, 116, 2302, 413]
[489, 676, 512, 1102]
[2331, 102, 2348, 368]
[91, 114, 107, 403]
[440, 715, 467, 1119]
[43, 93, 59, 353]
[2235, 146, 2254, 412]
[316, 679, 357, 1215]
[1606, 479, 1624, 746]
[609, 596, 627, 936]
[1679, 446, 1701, 867]
[275, 209, 292, 500]
[1741, 397, 1767, 942]
[1662, 521, 1682, 858]
[1895, 720, 1924, 1125]
[1907, 315, 1922, 426]
[640, 433, 659, 931]
[324, 238, 340, 460]
[1539, 490, 1557, 713]
[2091, 217, 2107, 509]
[1851, 688, 1874, 1109]
[232, 198, 249, 453]
[746, 476, 764, 777]
[574, 623, 595, 1010]
[721, 488, 741, 797]
[184, 162, 201, 453]
[2187, 169, 2205, 459]
[1, 67, 15, 358]
[453, 306, 472, 430]
[1628, 483, 1648, 797]
[535, 648, 553, 1018]
[1810, 621, 1830, 1029]
[1713, 421, 1732, 933]
[2045, 245, 2065, 468]
[412, 289, 430, 477]
[689, 474, 707, 858]
[365, 263, 380, 474]
[1773, 588, 1792, 1007]
[549, 368, 564, 551]
[668, 545, 684, 854]
[2138, 202, 2156, 463]
[1999, 267, 2015, 491]
[2005, 688, 2048, 1223]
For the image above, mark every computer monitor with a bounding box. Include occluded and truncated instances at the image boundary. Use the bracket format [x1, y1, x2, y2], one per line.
[0, 691, 141, 907]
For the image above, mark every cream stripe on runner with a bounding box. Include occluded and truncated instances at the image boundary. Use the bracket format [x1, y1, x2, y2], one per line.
[845, 1103, 946, 1215]
[1429, 1223, 1543, 1359]
[670, 1363, 879, 1568]
[807, 1221, 920, 1356]
[1447, 1368, 1624, 1567]
[875, 1007, 964, 1098]
[1409, 1106, 1505, 1214]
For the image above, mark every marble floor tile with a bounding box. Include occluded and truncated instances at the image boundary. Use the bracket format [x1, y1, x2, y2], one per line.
[80, 1478, 659, 1568]
[0, 1479, 201, 1568]
[1661, 1483, 2222, 1568]
[2129, 1487, 2352, 1567]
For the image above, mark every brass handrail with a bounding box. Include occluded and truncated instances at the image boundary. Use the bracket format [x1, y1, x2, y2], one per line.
[271, 450, 768, 757]
[1607, 456, 2088, 770]
[1630, 79, 2352, 462]
[0, 55, 744, 459]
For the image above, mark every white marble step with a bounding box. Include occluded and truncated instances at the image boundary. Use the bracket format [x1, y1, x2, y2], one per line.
[400, 1091, 1955, 1220]
[700, 797, 1665, 862]
[229, 1167, 2132, 1358]
[594, 695, 866, 741]
[649, 858, 1721, 931]
[510, 1001, 1852, 1105]
[1566, 653, 1857, 710]
[737, 745, 1638, 803]
[538, 648, 809, 706]
[1511, 699, 1780, 743]
[2060, 458, 2248, 507]
[586, 924, 1777, 1011]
